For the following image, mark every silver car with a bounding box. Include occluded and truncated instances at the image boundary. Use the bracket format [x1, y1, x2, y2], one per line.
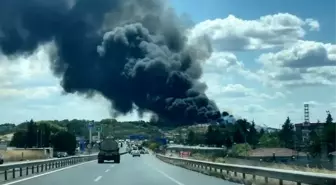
[131, 150, 140, 157]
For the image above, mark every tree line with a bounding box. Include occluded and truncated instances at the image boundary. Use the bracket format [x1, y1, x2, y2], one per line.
[9, 119, 77, 155]
[184, 111, 335, 156]
[5, 118, 160, 154]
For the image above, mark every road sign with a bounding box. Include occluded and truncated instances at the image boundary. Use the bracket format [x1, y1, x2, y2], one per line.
[79, 138, 85, 152]
[156, 137, 167, 145]
[96, 126, 102, 132]
[88, 122, 94, 129]
[129, 134, 147, 140]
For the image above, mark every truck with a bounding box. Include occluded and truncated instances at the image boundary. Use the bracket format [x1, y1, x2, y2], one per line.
[98, 137, 120, 164]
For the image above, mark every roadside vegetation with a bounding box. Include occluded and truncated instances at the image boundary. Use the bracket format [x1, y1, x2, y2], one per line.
[167, 111, 335, 173]
[0, 119, 162, 161]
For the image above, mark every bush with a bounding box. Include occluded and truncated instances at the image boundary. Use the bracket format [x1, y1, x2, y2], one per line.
[148, 142, 159, 151]
[231, 143, 252, 157]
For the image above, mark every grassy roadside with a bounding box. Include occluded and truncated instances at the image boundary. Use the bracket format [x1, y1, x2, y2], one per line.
[189, 153, 335, 174]
[0, 150, 48, 162]
[158, 156, 307, 185]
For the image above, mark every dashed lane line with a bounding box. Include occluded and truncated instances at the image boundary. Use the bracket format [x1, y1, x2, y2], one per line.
[145, 163, 185, 185]
[94, 176, 102, 182]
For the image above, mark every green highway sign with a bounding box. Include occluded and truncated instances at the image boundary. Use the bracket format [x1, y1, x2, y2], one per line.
[96, 126, 102, 132]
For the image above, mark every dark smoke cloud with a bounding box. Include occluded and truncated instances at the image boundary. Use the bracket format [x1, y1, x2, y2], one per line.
[0, 0, 221, 126]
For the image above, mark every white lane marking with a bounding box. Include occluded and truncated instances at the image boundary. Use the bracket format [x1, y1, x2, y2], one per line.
[94, 176, 102, 182]
[110, 164, 115, 168]
[3, 160, 95, 185]
[105, 169, 110, 172]
[145, 163, 185, 185]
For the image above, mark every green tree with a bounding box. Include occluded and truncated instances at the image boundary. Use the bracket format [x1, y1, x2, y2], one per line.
[259, 128, 265, 138]
[258, 132, 281, 147]
[326, 111, 333, 124]
[231, 143, 252, 157]
[213, 127, 224, 147]
[186, 130, 196, 145]
[51, 131, 77, 155]
[232, 120, 245, 144]
[308, 130, 321, 157]
[9, 130, 27, 148]
[26, 119, 37, 148]
[148, 142, 159, 151]
[279, 117, 295, 149]
[323, 123, 336, 153]
[247, 121, 258, 147]
[205, 125, 217, 146]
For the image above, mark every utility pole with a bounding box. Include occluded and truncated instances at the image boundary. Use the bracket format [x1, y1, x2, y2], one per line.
[88, 121, 94, 147]
[36, 129, 39, 148]
[40, 128, 43, 148]
[89, 127, 92, 145]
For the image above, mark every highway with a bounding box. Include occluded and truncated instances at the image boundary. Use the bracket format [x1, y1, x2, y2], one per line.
[2, 154, 240, 185]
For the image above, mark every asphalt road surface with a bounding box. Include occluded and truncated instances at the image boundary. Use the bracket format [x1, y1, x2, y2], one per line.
[2, 154, 240, 185]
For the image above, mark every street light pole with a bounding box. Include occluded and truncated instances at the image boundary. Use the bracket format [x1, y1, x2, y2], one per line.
[89, 127, 92, 145]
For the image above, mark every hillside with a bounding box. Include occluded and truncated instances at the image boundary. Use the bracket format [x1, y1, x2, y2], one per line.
[0, 119, 163, 141]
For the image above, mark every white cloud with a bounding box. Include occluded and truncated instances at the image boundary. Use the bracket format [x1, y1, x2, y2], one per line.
[195, 12, 334, 127]
[303, 101, 321, 107]
[189, 13, 319, 51]
[205, 82, 285, 102]
[0, 86, 59, 100]
[204, 52, 243, 69]
[305, 18, 320, 31]
[0, 44, 54, 87]
[257, 40, 336, 87]
[243, 104, 267, 113]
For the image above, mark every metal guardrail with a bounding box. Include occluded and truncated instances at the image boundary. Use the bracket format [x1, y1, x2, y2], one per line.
[156, 154, 336, 185]
[0, 154, 97, 182]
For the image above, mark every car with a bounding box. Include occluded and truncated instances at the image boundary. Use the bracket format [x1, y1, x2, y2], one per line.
[55, 152, 68, 158]
[0, 154, 4, 164]
[131, 150, 141, 157]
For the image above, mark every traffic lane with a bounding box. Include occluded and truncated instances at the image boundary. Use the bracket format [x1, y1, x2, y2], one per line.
[99, 154, 184, 185]
[142, 154, 241, 185]
[4, 154, 177, 185]
[3, 153, 238, 185]
[3, 160, 103, 185]
[0, 155, 100, 181]
[0, 158, 58, 182]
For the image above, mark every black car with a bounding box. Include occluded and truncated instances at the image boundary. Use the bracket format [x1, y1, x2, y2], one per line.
[0, 155, 4, 164]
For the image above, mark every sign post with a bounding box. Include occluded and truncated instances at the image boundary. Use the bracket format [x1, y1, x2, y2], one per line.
[79, 137, 85, 154]
[96, 125, 102, 141]
[88, 122, 94, 147]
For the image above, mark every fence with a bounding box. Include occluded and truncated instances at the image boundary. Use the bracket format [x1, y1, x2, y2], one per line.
[156, 154, 336, 185]
[0, 154, 97, 183]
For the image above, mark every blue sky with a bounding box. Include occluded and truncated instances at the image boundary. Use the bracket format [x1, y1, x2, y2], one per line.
[0, 0, 335, 128]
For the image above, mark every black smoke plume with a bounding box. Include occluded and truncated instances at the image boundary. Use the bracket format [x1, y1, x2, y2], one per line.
[0, 0, 221, 126]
